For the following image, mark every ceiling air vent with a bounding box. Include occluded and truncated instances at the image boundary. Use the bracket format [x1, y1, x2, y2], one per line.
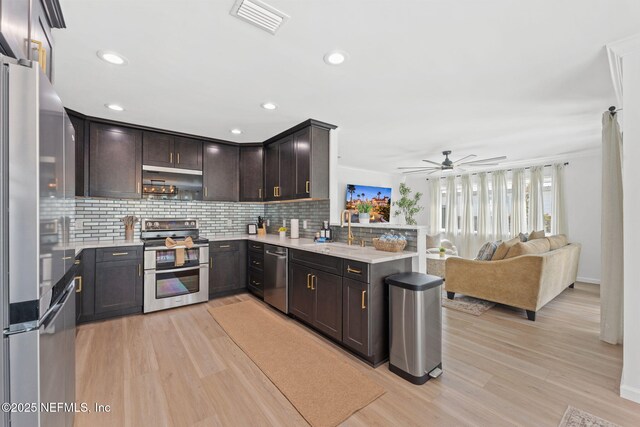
[230, 0, 289, 35]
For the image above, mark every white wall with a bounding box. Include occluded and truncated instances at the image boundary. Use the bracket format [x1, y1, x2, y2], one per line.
[405, 175, 431, 226]
[622, 48, 640, 404]
[564, 152, 602, 283]
[331, 165, 406, 224]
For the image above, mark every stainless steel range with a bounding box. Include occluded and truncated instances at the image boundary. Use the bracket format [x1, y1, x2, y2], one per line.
[141, 219, 209, 313]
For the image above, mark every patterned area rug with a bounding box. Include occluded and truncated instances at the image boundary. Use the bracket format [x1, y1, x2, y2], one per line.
[558, 406, 620, 427]
[441, 291, 495, 316]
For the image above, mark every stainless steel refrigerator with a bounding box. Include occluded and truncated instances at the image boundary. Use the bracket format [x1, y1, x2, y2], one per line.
[1, 55, 76, 427]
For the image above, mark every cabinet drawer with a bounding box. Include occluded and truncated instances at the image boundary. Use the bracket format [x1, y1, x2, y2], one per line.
[343, 260, 370, 283]
[248, 241, 264, 253]
[248, 269, 263, 289]
[248, 252, 264, 270]
[96, 247, 141, 263]
[290, 249, 343, 276]
[209, 241, 240, 252]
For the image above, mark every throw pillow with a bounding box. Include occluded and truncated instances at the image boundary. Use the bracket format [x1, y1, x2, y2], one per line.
[492, 236, 521, 260]
[518, 232, 529, 242]
[475, 241, 500, 261]
[547, 234, 568, 250]
[529, 229, 545, 240]
[426, 234, 439, 249]
[504, 238, 551, 259]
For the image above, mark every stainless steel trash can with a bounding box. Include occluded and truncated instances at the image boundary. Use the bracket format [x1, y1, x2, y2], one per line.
[386, 272, 443, 384]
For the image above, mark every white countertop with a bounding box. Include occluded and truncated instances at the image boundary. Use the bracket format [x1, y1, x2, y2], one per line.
[68, 235, 418, 264]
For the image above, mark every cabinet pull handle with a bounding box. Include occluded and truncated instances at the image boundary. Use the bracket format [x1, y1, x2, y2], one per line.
[112, 252, 129, 256]
[74, 260, 80, 265]
[75, 276, 83, 293]
[307, 274, 311, 289]
[306, 180, 310, 193]
[205, 187, 208, 197]
[137, 181, 141, 194]
[177, 153, 180, 164]
[347, 266, 362, 274]
[62, 256, 73, 260]
[311, 275, 316, 291]
[138, 264, 142, 277]
[219, 244, 230, 248]
[170, 152, 173, 163]
[30, 39, 47, 73]
[273, 186, 277, 197]
[259, 188, 262, 198]
[361, 290, 367, 309]
[210, 257, 213, 269]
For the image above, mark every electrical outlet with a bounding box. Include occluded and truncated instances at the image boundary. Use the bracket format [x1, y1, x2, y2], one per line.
[266, 219, 270, 227]
[303, 220, 308, 229]
[282, 219, 286, 227]
[75, 219, 85, 230]
[227, 218, 232, 226]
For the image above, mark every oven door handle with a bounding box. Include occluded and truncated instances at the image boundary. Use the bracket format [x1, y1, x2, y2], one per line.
[148, 265, 205, 274]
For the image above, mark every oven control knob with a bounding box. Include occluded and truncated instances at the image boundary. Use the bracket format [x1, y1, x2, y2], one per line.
[190, 221, 196, 226]
[154, 222, 160, 227]
[146, 222, 152, 229]
[184, 221, 189, 226]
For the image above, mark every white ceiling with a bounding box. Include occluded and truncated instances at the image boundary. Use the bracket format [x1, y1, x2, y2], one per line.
[54, 0, 639, 173]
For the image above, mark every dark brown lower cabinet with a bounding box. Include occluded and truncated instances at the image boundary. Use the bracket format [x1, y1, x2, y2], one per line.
[75, 248, 96, 324]
[342, 278, 370, 356]
[209, 241, 246, 297]
[289, 261, 343, 341]
[94, 249, 143, 319]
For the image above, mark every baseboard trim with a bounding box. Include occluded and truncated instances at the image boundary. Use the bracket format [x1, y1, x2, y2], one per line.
[621, 383, 640, 403]
[577, 276, 600, 285]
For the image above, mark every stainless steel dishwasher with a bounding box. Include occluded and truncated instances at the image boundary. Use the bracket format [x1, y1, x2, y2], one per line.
[263, 245, 288, 313]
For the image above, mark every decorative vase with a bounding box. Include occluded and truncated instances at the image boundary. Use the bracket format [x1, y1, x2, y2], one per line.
[125, 226, 134, 242]
[359, 213, 370, 224]
[279, 231, 286, 238]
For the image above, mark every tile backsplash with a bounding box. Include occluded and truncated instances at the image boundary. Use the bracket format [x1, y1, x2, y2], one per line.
[264, 200, 331, 239]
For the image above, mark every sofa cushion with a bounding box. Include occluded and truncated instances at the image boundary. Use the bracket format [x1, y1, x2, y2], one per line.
[476, 241, 500, 261]
[504, 238, 551, 259]
[546, 234, 568, 250]
[426, 234, 439, 249]
[492, 236, 521, 260]
[529, 230, 545, 240]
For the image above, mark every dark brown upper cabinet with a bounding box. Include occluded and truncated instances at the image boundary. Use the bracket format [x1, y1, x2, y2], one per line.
[89, 123, 142, 199]
[264, 122, 332, 201]
[240, 146, 264, 201]
[143, 132, 202, 170]
[203, 142, 239, 201]
[174, 136, 202, 170]
[68, 113, 87, 197]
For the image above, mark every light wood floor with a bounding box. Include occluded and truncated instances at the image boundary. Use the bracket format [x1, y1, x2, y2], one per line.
[74, 283, 640, 427]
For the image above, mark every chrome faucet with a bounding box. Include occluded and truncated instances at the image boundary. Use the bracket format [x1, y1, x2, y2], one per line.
[340, 210, 355, 246]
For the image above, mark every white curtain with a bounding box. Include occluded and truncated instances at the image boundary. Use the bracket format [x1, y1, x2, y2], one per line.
[600, 112, 623, 345]
[511, 168, 527, 236]
[551, 163, 567, 235]
[459, 175, 474, 257]
[427, 178, 442, 235]
[492, 170, 509, 240]
[444, 176, 458, 241]
[528, 166, 545, 231]
[477, 172, 491, 242]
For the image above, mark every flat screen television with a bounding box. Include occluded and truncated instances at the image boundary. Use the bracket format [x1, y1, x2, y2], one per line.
[345, 184, 392, 223]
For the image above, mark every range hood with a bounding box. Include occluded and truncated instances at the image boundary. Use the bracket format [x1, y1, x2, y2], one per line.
[142, 165, 203, 201]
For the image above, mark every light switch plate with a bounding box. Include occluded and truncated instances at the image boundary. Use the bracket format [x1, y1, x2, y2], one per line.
[75, 219, 85, 230]
[227, 218, 233, 226]
[303, 220, 308, 229]
[266, 219, 270, 227]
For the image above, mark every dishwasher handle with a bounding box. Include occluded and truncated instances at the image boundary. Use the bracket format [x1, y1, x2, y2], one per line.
[265, 250, 287, 258]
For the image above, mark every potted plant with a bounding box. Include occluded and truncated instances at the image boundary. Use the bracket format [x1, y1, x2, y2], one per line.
[439, 247, 446, 258]
[393, 183, 424, 225]
[357, 202, 373, 224]
[278, 226, 287, 238]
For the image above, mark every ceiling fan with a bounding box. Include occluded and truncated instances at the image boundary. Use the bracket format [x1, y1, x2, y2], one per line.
[398, 150, 507, 175]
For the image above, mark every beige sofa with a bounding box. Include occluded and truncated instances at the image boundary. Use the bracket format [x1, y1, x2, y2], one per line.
[445, 243, 581, 320]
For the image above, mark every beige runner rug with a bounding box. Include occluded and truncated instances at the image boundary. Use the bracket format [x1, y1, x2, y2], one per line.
[208, 300, 384, 427]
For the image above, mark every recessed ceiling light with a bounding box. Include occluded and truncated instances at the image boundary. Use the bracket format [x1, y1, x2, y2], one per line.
[230, 128, 242, 135]
[261, 102, 277, 110]
[323, 50, 348, 65]
[97, 50, 128, 65]
[105, 103, 124, 112]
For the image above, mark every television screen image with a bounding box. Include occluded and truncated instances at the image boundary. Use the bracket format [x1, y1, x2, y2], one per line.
[345, 184, 392, 223]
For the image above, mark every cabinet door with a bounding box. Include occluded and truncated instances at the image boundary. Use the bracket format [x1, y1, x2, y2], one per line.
[76, 249, 95, 324]
[0, 0, 30, 60]
[143, 131, 174, 167]
[209, 250, 241, 296]
[89, 124, 142, 199]
[342, 278, 371, 356]
[294, 128, 311, 198]
[94, 259, 142, 315]
[30, 0, 54, 81]
[69, 114, 87, 197]
[278, 136, 295, 199]
[264, 142, 279, 201]
[289, 263, 314, 325]
[174, 137, 202, 170]
[312, 270, 343, 340]
[240, 146, 263, 201]
[203, 142, 239, 201]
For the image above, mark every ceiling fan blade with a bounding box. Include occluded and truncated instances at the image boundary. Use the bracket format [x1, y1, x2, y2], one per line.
[462, 162, 500, 167]
[402, 169, 433, 175]
[422, 159, 443, 167]
[453, 154, 476, 164]
[460, 156, 507, 165]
